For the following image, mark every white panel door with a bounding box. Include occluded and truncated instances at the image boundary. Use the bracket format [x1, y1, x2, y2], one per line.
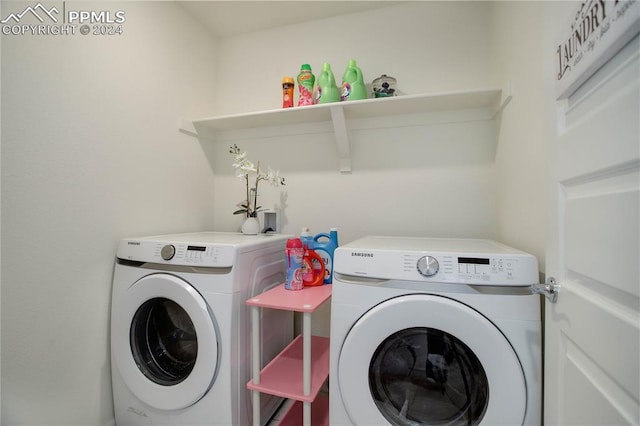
[545, 32, 640, 425]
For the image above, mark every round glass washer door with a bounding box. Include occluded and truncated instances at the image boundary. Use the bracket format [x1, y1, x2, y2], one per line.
[112, 273, 220, 410]
[337, 294, 526, 425]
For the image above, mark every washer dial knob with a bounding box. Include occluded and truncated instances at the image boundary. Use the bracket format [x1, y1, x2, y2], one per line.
[417, 256, 439, 277]
[161, 244, 176, 261]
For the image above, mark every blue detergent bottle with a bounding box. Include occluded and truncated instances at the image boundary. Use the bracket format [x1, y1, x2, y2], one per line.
[313, 228, 339, 284]
[300, 227, 314, 249]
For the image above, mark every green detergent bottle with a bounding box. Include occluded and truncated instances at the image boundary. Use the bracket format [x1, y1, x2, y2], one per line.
[340, 59, 367, 101]
[314, 62, 340, 104]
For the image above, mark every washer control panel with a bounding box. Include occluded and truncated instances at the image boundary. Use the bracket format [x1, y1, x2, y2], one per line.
[118, 240, 235, 267]
[405, 253, 527, 284]
[334, 236, 539, 286]
[154, 243, 233, 266]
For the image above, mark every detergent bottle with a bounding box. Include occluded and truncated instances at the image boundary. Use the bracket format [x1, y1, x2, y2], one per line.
[340, 59, 367, 101]
[313, 228, 339, 284]
[300, 227, 314, 249]
[302, 249, 325, 287]
[314, 62, 339, 104]
[282, 76, 295, 108]
[300, 228, 326, 286]
[297, 64, 315, 106]
[285, 238, 304, 290]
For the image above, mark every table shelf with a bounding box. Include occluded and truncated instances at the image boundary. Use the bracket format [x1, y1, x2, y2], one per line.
[246, 284, 332, 426]
[246, 334, 329, 402]
[278, 394, 329, 426]
[246, 283, 332, 312]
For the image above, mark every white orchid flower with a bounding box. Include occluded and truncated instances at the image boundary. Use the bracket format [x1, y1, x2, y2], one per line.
[233, 153, 257, 173]
[263, 167, 274, 181]
[239, 160, 257, 173]
[263, 167, 282, 187]
[232, 151, 246, 163]
[229, 144, 285, 218]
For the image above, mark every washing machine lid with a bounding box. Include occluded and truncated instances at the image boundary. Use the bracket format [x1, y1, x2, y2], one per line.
[117, 232, 289, 267]
[337, 294, 527, 425]
[334, 236, 538, 286]
[112, 273, 220, 410]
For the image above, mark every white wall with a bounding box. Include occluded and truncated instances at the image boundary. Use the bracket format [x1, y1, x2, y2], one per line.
[211, 2, 501, 247]
[215, 2, 498, 115]
[1, 2, 217, 424]
[492, 0, 550, 269]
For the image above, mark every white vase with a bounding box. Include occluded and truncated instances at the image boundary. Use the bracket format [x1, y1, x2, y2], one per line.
[241, 217, 260, 235]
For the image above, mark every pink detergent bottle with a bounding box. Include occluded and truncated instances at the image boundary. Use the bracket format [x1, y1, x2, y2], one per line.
[285, 238, 304, 290]
[297, 64, 315, 106]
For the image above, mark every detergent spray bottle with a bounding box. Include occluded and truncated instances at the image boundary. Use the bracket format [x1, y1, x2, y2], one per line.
[300, 227, 314, 250]
[312, 228, 339, 284]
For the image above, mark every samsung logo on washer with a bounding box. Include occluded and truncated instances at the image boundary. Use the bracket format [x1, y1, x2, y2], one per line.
[351, 252, 374, 258]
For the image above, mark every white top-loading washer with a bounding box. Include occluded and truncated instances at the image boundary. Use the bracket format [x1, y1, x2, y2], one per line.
[330, 236, 542, 426]
[111, 232, 292, 426]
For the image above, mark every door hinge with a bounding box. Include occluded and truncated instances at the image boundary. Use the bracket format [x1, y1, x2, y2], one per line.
[531, 277, 559, 303]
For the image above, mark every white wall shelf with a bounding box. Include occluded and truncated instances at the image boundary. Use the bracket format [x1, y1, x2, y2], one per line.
[185, 87, 511, 173]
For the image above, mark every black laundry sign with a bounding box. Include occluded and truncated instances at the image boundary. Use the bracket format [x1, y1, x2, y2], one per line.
[555, 0, 639, 99]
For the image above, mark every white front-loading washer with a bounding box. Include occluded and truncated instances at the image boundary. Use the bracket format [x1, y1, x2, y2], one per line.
[111, 232, 292, 426]
[330, 236, 542, 426]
